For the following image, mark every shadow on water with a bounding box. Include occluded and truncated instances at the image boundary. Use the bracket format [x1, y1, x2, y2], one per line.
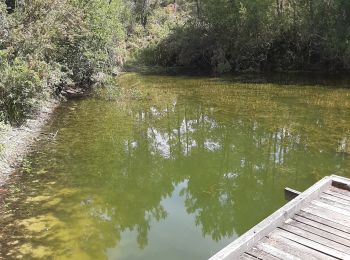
[0, 73, 349, 259]
[127, 65, 350, 89]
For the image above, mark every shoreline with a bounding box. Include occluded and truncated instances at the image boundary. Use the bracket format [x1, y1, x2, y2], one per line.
[0, 99, 60, 186]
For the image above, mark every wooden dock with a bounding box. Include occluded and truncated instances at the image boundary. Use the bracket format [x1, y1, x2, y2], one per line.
[209, 175, 350, 260]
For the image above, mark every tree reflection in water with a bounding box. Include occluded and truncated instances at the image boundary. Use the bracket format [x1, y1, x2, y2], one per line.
[1, 73, 349, 259]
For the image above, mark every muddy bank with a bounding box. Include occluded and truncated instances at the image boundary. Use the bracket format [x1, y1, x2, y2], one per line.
[0, 99, 59, 186]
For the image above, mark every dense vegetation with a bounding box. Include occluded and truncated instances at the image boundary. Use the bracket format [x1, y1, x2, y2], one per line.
[0, 0, 127, 124]
[150, 0, 350, 74]
[0, 0, 349, 125]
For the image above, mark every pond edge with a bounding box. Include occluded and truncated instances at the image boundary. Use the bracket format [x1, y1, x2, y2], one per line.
[0, 99, 60, 186]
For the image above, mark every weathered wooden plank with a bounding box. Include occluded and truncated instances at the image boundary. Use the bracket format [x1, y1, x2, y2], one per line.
[264, 233, 335, 260]
[330, 186, 350, 197]
[211, 175, 350, 260]
[320, 193, 350, 207]
[291, 216, 350, 244]
[275, 228, 350, 259]
[296, 211, 350, 234]
[209, 176, 332, 260]
[324, 189, 350, 202]
[281, 221, 350, 254]
[247, 247, 280, 260]
[318, 196, 350, 212]
[285, 187, 301, 201]
[256, 242, 299, 260]
[240, 253, 258, 260]
[301, 205, 350, 229]
[311, 200, 350, 218]
[331, 176, 350, 191]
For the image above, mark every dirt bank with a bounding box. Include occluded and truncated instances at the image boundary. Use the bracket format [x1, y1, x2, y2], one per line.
[0, 99, 59, 186]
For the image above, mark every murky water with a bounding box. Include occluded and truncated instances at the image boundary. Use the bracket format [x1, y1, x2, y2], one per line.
[1, 73, 350, 259]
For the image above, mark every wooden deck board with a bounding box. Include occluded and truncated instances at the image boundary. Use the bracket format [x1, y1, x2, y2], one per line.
[286, 218, 350, 247]
[259, 233, 333, 260]
[273, 228, 349, 259]
[330, 186, 350, 197]
[209, 175, 350, 260]
[324, 189, 350, 202]
[246, 247, 280, 260]
[318, 197, 350, 214]
[319, 194, 350, 208]
[240, 253, 258, 260]
[301, 205, 350, 228]
[310, 200, 350, 218]
[296, 211, 350, 234]
[292, 214, 350, 240]
[280, 223, 350, 254]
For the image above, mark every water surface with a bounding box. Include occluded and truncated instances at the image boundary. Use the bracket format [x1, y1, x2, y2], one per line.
[1, 73, 350, 259]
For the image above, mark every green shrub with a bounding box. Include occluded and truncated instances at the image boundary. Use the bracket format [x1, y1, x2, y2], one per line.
[0, 3, 10, 49]
[0, 0, 128, 125]
[0, 58, 46, 125]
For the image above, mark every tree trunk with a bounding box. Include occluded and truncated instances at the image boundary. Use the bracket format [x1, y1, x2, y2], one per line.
[141, 0, 148, 27]
[309, 0, 314, 28]
[196, 0, 201, 19]
[276, 0, 284, 16]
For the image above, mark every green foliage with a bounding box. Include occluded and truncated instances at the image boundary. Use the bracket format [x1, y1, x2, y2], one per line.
[148, 0, 350, 73]
[0, 0, 127, 125]
[69, 0, 127, 80]
[1, 0, 349, 125]
[126, 1, 191, 65]
[0, 55, 47, 124]
[0, 3, 10, 48]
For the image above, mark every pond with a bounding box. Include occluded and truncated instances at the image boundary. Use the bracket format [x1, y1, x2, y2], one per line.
[1, 73, 350, 259]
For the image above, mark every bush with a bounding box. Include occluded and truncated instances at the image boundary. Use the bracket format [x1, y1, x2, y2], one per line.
[0, 57, 46, 125]
[0, 3, 10, 48]
[0, 0, 127, 125]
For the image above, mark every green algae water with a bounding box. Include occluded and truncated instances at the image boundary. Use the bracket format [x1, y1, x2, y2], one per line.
[1, 73, 350, 259]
